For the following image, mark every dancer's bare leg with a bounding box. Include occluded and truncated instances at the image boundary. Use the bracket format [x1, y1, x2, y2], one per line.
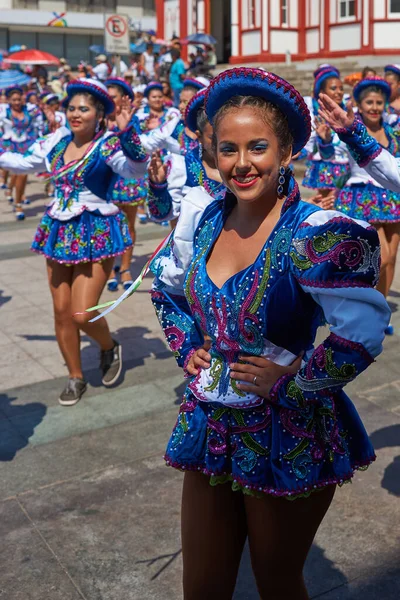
[71, 259, 115, 351]
[375, 224, 389, 296]
[47, 259, 83, 379]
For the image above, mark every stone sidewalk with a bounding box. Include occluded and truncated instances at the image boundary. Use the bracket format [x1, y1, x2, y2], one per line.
[0, 178, 399, 599]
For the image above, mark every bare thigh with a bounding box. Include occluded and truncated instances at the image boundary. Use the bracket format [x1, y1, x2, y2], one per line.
[181, 472, 247, 600]
[47, 259, 74, 316]
[70, 259, 114, 317]
[245, 485, 336, 599]
[375, 224, 389, 267]
[383, 222, 400, 265]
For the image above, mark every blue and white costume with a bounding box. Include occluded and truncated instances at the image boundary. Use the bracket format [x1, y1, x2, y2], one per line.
[147, 89, 226, 224]
[0, 80, 149, 264]
[148, 68, 390, 499]
[0, 98, 42, 154]
[302, 67, 350, 191]
[324, 78, 400, 223]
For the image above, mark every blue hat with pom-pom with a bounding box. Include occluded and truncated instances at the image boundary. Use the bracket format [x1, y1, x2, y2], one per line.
[204, 67, 311, 154]
[384, 64, 400, 78]
[313, 67, 341, 98]
[64, 78, 115, 115]
[106, 77, 135, 100]
[144, 81, 163, 97]
[353, 76, 391, 103]
[185, 88, 207, 133]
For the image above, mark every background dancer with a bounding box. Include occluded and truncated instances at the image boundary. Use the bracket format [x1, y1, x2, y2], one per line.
[384, 64, 400, 124]
[318, 77, 400, 320]
[302, 66, 349, 207]
[0, 78, 148, 406]
[150, 68, 390, 599]
[147, 88, 225, 226]
[105, 77, 147, 291]
[0, 86, 42, 219]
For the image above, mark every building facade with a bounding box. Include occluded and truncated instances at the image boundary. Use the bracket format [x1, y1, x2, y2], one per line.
[0, 0, 156, 66]
[156, 0, 400, 63]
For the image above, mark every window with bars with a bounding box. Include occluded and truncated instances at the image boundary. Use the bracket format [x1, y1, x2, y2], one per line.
[281, 0, 288, 25]
[12, 0, 38, 8]
[339, 0, 356, 18]
[390, 0, 400, 13]
[249, 0, 256, 27]
[65, 0, 117, 13]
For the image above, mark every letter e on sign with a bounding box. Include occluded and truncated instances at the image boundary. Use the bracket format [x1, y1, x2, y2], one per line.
[105, 14, 130, 55]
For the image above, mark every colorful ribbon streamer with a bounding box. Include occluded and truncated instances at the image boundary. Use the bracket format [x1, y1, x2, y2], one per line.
[84, 231, 172, 322]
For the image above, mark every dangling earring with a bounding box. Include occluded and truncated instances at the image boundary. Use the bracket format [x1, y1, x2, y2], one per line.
[198, 142, 203, 159]
[95, 121, 100, 134]
[277, 165, 286, 198]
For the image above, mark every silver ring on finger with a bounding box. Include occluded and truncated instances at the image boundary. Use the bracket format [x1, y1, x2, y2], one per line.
[253, 375, 257, 385]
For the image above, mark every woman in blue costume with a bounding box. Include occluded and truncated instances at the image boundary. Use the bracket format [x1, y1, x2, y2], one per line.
[383, 64, 400, 127]
[0, 86, 42, 219]
[0, 78, 148, 406]
[147, 88, 225, 228]
[302, 66, 350, 203]
[317, 77, 400, 335]
[169, 77, 209, 155]
[136, 81, 179, 132]
[105, 78, 148, 291]
[147, 68, 390, 598]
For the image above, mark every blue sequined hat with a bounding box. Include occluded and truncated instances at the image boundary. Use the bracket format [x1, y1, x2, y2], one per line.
[313, 64, 340, 79]
[204, 67, 311, 155]
[313, 67, 341, 98]
[353, 76, 391, 103]
[144, 81, 163, 97]
[5, 86, 23, 97]
[26, 90, 38, 101]
[64, 78, 115, 115]
[183, 77, 209, 91]
[106, 77, 135, 100]
[185, 88, 207, 133]
[384, 64, 400, 78]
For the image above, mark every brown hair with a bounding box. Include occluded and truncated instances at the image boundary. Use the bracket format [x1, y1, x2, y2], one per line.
[362, 66, 377, 78]
[211, 95, 293, 157]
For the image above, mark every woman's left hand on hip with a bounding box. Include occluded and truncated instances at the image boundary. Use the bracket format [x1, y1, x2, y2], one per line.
[229, 353, 303, 399]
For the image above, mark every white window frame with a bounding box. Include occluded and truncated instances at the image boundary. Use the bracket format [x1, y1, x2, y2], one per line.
[281, 0, 289, 27]
[388, 0, 400, 17]
[338, 0, 356, 21]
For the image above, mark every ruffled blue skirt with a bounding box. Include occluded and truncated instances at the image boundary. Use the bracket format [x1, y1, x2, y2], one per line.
[336, 183, 400, 223]
[165, 388, 375, 499]
[31, 209, 132, 264]
[302, 160, 350, 190]
[111, 176, 148, 206]
[0, 137, 34, 154]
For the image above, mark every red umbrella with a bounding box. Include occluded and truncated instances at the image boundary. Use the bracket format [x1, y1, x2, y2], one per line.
[4, 49, 60, 66]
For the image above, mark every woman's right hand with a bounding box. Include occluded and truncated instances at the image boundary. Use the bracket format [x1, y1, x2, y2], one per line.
[185, 339, 212, 376]
[148, 151, 167, 184]
[314, 116, 332, 143]
[318, 94, 355, 130]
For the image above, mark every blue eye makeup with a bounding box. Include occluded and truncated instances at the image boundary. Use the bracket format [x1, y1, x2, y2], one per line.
[252, 142, 268, 151]
[219, 144, 235, 153]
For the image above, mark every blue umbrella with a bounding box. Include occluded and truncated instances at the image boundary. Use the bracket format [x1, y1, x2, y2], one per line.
[8, 44, 27, 53]
[130, 42, 161, 54]
[0, 70, 31, 90]
[89, 45, 108, 55]
[184, 33, 217, 45]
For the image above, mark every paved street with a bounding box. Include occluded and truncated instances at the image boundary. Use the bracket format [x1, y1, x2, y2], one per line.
[0, 175, 399, 600]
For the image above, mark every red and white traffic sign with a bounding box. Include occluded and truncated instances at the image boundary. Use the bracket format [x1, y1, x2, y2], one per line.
[104, 14, 130, 55]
